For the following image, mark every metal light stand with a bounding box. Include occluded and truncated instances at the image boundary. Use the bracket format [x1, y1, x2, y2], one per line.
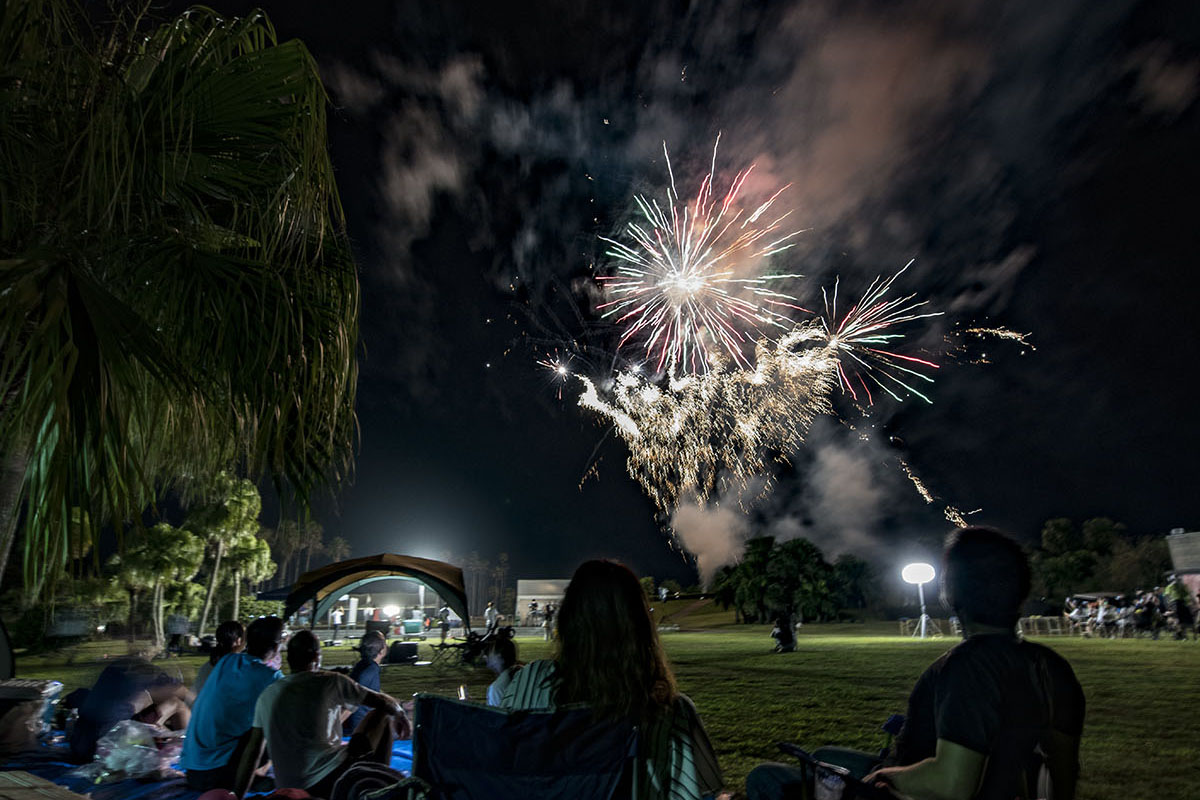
[912, 580, 943, 638]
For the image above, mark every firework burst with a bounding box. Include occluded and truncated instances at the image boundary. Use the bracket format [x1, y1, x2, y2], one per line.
[820, 260, 943, 405]
[598, 136, 806, 376]
[540, 139, 1025, 517]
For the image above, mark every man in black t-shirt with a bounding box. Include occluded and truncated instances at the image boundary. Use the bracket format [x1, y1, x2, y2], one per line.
[747, 527, 1084, 800]
[864, 527, 1085, 800]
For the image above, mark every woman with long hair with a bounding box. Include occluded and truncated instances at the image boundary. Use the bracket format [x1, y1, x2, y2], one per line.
[194, 620, 245, 695]
[500, 559, 723, 800]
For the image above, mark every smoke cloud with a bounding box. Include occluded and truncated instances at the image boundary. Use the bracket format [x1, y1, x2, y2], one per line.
[670, 499, 749, 587]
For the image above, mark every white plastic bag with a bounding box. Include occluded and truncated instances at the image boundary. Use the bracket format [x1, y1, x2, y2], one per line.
[69, 719, 182, 784]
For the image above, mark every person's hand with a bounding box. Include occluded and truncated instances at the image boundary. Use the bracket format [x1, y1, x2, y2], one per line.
[862, 767, 910, 799]
[392, 707, 413, 740]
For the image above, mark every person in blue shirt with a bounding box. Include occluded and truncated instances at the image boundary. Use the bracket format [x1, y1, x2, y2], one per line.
[343, 631, 387, 735]
[182, 616, 285, 792]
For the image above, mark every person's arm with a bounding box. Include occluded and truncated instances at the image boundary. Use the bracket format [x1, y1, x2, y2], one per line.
[1043, 730, 1080, 800]
[865, 738, 985, 800]
[360, 687, 403, 716]
[232, 727, 265, 800]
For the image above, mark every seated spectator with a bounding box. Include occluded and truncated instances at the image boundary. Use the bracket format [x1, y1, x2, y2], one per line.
[68, 656, 193, 763]
[244, 630, 408, 797]
[343, 631, 387, 735]
[482, 632, 519, 706]
[182, 616, 285, 792]
[500, 559, 723, 800]
[748, 526, 1085, 800]
[771, 614, 796, 653]
[194, 620, 245, 695]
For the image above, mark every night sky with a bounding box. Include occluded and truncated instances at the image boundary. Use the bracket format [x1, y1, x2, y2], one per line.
[189, 1, 1199, 586]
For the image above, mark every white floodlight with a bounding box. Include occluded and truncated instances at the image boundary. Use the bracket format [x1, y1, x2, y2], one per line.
[381, 604, 400, 618]
[902, 562, 935, 586]
[902, 562, 939, 639]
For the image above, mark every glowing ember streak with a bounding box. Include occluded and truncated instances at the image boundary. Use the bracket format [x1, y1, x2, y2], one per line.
[598, 135, 806, 376]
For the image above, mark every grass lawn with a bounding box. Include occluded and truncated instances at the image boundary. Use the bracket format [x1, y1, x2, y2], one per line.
[14, 623, 1200, 799]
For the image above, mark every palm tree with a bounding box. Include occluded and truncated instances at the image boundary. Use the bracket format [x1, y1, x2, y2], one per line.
[224, 530, 275, 620]
[323, 535, 351, 565]
[122, 523, 205, 649]
[187, 474, 261, 637]
[300, 520, 325, 576]
[0, 1, 358, 599]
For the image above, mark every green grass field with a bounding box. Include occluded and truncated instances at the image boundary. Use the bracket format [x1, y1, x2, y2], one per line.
[14, 622, 1200, 799]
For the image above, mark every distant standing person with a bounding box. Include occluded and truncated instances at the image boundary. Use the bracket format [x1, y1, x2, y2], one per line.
[438, 603, 452, 644]
[1165, 575, 1196, 640]
[543, 602, 556, 641]
[484, 601, 500, 636]
[331, 606, 345, 640]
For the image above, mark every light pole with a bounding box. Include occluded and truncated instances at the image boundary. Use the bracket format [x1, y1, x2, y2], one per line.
[902, 562, 939, 639]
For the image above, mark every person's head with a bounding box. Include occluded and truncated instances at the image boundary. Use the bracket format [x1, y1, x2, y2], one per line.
[554, 559, 677, 723]
[211, 620, 246, 665]
[941, 526, 1031, 630]
[483, 634, 517, 674]
[357, 631, 387, 664]
[487, 601, 493, 609]
[287, 629, 322, 673]
[245, 616, 286, 662]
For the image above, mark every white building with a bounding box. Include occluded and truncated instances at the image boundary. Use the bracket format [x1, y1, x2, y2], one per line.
[1165, 529, 1200, 598]
[515, 579, 569, 625]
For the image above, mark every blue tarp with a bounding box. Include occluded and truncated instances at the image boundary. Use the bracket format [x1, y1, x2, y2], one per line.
[1, 739, 414, 800]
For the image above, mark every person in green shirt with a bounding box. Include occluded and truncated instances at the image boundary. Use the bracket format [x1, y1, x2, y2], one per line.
[500, 559, 724, 800]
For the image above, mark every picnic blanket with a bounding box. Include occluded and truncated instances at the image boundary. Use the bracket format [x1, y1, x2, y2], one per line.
[0, 738, 414, 800]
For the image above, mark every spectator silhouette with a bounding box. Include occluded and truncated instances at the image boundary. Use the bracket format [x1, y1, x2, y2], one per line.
[748, 526, 1085, 800]
[500, 559, 723, 800]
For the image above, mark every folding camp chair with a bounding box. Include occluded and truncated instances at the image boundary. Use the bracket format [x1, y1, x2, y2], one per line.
[412, 693, 637, 800]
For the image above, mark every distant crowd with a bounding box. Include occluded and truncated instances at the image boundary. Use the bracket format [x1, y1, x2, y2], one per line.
[1065, 577, 1198, 640]
[61, 527, 1090, 800]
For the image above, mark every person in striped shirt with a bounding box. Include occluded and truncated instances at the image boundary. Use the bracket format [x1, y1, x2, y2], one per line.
[500, 559, 724, 800]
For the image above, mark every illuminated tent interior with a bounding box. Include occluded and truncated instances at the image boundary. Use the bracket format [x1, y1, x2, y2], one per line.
[279, 553, 470, 629]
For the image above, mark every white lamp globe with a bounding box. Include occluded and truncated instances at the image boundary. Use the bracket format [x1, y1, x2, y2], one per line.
[902, 562, 935, 585]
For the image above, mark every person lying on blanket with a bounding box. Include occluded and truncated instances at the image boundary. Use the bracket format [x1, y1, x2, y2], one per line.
[68, 656, 193, 763]
[182, 615, 285, 792]
[239, 630, 410, 798]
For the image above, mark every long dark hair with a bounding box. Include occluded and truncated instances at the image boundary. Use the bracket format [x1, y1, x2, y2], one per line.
[210, 620, 245, 665]
[554, 559, 677, 723]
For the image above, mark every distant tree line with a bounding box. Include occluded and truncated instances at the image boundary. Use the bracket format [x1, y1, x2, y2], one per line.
[4, 472, 363, 652]
[707, 536, 876, 624]
[1030, 517, 1171, 601]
